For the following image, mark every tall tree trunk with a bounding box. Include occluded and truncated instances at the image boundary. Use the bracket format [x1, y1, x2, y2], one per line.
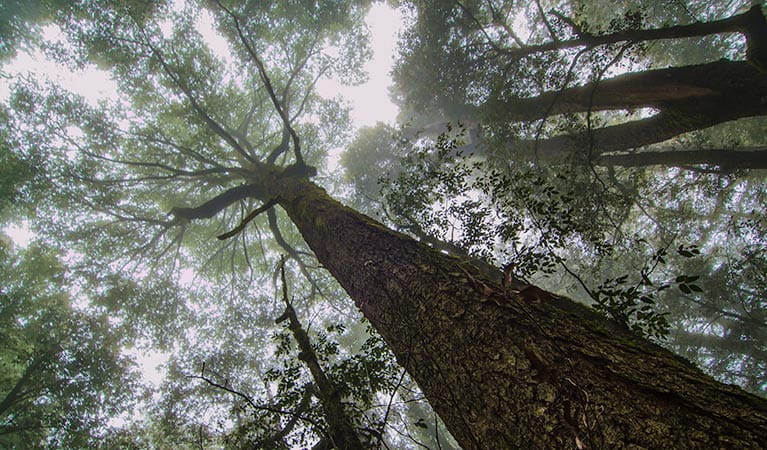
[266, 175, 767, 449]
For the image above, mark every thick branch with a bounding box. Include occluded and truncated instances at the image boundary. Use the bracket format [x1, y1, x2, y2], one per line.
[597, 147, 767, 170]
[485, 60, 764, 121]
[498, 4, 766, 60]
[254, 384, 315, 449]
[0, 352, 50, 417]
[170, 183, 266, 222]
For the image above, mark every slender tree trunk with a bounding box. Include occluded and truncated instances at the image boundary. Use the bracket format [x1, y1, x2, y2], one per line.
[276, 284, 364, 449]
[265, 175, 767, 449]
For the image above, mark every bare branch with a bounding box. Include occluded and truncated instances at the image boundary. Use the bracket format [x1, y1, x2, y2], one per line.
[136, 25, 257, 164]
[213, 0, 304, 166]
[535, 0, 559, 42]
[267, 208, 322, 297]
[187, 368, 324, 429]
[217, 198, 278, 240]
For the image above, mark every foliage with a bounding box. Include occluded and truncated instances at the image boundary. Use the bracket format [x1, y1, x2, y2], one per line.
[251, 320, 403, 447]
[0, 237, 140, 448]
[2, 0, 767, 446]
[378, 125, 699, 339]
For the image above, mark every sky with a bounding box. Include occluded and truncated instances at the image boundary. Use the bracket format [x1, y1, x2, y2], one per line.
[2, 11, 405, 387]
[317, 3, 404, 129]
[2, 3, 405, 386]
[2, 2, 404, 246]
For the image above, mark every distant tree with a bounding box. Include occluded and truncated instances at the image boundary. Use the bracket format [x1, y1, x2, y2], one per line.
[0, 238, 138, 447]
[393, 0, 767, 169]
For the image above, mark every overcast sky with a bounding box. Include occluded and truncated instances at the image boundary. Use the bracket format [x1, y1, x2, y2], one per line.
[1, 2, 406, 385]
[2, 3, 404, 248]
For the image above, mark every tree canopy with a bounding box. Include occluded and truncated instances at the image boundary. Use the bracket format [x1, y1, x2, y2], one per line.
[2, 0, 767, 447]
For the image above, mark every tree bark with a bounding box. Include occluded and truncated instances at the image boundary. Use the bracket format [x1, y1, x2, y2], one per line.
[501, 60, 767, 160]
[596, 147, 767, 170]
[416, 60, 767, 163]
[261, 175, 767, 449]
[524, 100, 767, 160]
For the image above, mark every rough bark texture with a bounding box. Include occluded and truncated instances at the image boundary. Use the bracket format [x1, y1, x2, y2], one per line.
[265, 175, 767, 449]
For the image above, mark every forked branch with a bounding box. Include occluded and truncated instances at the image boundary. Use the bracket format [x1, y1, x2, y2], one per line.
[217, 198, 278, 240]
[213, 0, 305, 166]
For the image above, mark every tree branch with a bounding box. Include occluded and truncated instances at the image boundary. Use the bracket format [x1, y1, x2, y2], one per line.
[138, 27, 257, 164]
[213, 0, 304, 166]
[170, 183, 266, 222]
[217, 198, 278, 240]
[495, 4, 765, 59]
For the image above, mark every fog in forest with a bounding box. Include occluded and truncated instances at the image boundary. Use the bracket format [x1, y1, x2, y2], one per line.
[1, 1, 766, 448]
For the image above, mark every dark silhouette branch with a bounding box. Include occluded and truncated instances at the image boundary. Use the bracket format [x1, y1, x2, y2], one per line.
[276, 257, 365, 450]
[535, 0, 559, 42]
[138, 27, 257, 164]
[217, 198, 278, 240]
[550, 10, 591, 38]
[496, 5, 767, 61]
[486, 60, 764, 121]
[213, 0, 304, 166]
[509, 92, 767, 161]
[253, 384, 315, 449]
[187, 366, 324, 429]
[170, 183, 266, 222]
[267, 208, 322, 296]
